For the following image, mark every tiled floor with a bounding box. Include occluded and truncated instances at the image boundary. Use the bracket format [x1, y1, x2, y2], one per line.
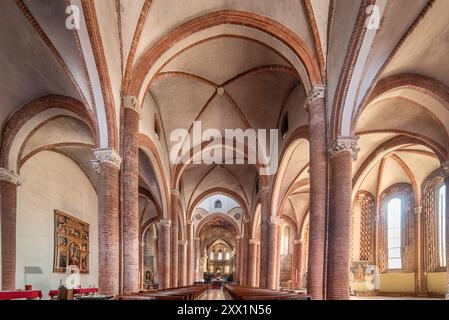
[199, 288, 231, 300]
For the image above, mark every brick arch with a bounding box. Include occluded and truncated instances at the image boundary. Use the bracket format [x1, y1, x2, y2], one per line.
[352, 134, 445, 194]
[195, 212, 240, 239]
[352, 73, 449, 135]
[188, 187, 249, 223]
[138, 134, 170, 219]
[0, 95, 97, 170]
[126, 10, 322, 100]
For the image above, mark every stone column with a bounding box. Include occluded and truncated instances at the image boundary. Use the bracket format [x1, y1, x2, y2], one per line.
[187, 220, 195, 285]
[178, 240, 188, 287]
[158, 219, 171, 289]
[293, 239, 303, 289]
[194, 237, 201, 282]
[248, 239, 258, 287]
[305, 85, 327, 299]
[259, 186, 270, 288]
[267, 216, 279, 290]
[327, 137, 359, 300]
[122, 96, 141, 294]
[0, 169, 23, 290]
[170, 191, 179, 287]
[234, 236, 240, 283]
[256, 242, 261, 286]
[92, 148, 122, 295]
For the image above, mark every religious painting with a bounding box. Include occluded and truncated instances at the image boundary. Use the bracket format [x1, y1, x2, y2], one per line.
[54, 210, 89, 273]
[349, 261, 379, 295]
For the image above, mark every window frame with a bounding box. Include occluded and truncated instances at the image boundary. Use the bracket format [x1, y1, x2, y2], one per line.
[386, 197, 403, 271]
[436, 183, 446, 268]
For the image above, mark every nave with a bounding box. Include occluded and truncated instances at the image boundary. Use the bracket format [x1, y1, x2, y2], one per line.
[0, 0, 448, 301]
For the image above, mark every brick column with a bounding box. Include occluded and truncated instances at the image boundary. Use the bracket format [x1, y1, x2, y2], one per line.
[248, 239, 258, 287]
[259, 186, 270, 288]
[305, 85, 327, 299]
[170, 190, 179, 287]
[443, 167, 449, 299]
[0, 169, 23, 291]
[178, 240, 188, 286]
[153, 235, 159, 285]
[241, 221, 250, 285]
[293, 239, 303, 289]
[92, 148, 122, 296]
[234, 236, 240, 283]
[267, 216, 279, 290]
[158, 219, 171, 289]
[194, 237, 201, 282]
[238, 235, 245, 284]
[122, 96, 141, 294]
[256, 242, 261, 286]
[187, 220, 194, 285]
[414, 206, 426, 296]
[327, 137, 359, 300]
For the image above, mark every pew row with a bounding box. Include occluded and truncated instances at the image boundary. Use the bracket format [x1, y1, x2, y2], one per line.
[117, 285, 209, 300]
[224, 285, 311, 300]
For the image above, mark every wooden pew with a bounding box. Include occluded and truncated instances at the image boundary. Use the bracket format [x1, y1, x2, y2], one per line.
[224, 285, 311, 300]
[118, 284, 209, 300]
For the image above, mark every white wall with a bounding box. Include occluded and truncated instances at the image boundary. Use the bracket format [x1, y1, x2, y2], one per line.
[16, 151, 98, 299]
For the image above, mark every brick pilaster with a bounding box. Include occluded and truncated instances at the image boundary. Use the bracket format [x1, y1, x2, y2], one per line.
[187, 221, 194, 285]
[234, 236, 240, 283]
[92, 149, 122, 296]
[259, 187, 270, 288]
[305, 85, 327, 299]
[267, 216, 279, 290]
[293, 239, 304, 289]
[0, 168, 23, 291]
[122, 96, 141, 294]
[178, 240, 188, 286]
[327, 137, 358, 300]
[248, 239, 259, 287]
[170, 190, 179, 287]
[158, 219, 171, 289]
[194, 237, 201, 282]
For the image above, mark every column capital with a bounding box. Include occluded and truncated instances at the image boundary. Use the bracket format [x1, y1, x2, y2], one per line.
[193, 237, 200, 241]
[249, 239, 260, 245]
[0, 168, 24, 186]
[261, 185, 270, 195]
[171, 189, 180, 197]
[414, 206, 422, 216]
[268, 216, 280, 225]
[439, 161, 449, 177]
[159, 219, 171, 227]
[305, 85, 326, 110]
[328, 136, 360, 160]
[186, 219, 193, 225]
[294, 239, 304, 245]
[178, 240, 188, 246]
[91, 148, 122, 173]
[123, 96, 142, 119]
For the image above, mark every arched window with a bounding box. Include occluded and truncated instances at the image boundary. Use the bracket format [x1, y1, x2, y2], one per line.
[281, 226, 290, 255]
[209, 251, 215, 260]
[214, 200, 222, 209]
[437, 184, 446, 267]
[217, 251, 223, 261]
[225, 251, 231, 260]
[387, 198, 402, 270]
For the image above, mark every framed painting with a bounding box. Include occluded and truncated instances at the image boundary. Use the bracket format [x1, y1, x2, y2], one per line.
[53, 210, 89, 274]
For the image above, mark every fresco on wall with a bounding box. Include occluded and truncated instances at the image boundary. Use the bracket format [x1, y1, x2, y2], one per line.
[349, 261, 379, 295]
[54, 210, 89, 273]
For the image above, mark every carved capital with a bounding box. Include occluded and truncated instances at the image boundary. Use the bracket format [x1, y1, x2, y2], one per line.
[123, 96, 142, 119]
[91, 148, 122, 174]
[268, 216, 280, 225]
[329, 136, 360, 160]
[178, 240, 188, 246]
[293, 239, 304, 245]
[440, 161, 449, 177]
[249, 239, 259, 245]
[0, 168, 24, 186]
[305, 85, 326, 110]
[159, 219, 171, 227]
[171, 189, 180, 198]
[414, 206, 422, 216]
